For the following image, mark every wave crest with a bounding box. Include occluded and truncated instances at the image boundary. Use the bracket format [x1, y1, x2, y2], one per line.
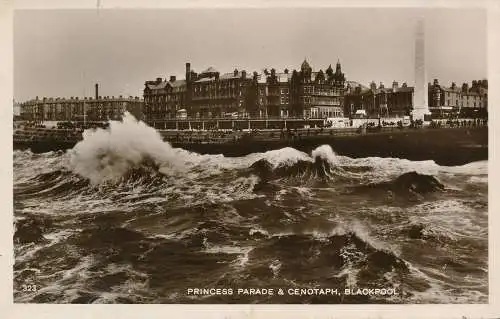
[68, 113, 184, 184]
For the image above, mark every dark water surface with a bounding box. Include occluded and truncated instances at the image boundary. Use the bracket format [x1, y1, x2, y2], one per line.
[13, 117, 488, 303]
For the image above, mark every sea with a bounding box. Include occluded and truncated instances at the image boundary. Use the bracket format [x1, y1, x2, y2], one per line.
[13, 115, 488, 304]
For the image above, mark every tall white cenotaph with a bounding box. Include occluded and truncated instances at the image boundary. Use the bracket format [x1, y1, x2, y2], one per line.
[412, 18, 431, 121]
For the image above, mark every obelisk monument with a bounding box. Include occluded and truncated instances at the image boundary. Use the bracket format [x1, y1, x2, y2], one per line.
[412, 17, 431, 121]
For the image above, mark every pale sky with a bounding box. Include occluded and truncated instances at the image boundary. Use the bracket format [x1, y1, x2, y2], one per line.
[14, 8, 487, 101]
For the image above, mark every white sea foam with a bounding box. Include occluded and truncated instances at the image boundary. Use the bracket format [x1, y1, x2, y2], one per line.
[410, 199, 487, 240]
[68, 113, 188, 184]
[269, 260, 282, 278]
[311, 144, 338, 166]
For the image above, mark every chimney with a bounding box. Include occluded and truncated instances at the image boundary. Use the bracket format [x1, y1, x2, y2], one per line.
[241, 70, 246, 79]
[370, 81, 376, 90]
[170, 75, 176, 82]
[234, 68, 238, 76]
[95, 83, 99, 100]
[186, 63, 191, 82]
[156, 77, 162, 83]
[462, 83, 469, 93]
[392, 81, 398, 90]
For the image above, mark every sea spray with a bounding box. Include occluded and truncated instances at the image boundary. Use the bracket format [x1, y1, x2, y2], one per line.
[311, 144, 338, 166]
[68, 113, 186, 184]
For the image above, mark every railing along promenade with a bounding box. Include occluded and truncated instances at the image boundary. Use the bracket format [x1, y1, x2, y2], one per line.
[160, 119, 488, 145]
[13, 118, 488, 145]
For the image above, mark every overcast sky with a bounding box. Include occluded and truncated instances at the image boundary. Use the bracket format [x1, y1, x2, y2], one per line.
[14, 8, 487, 101]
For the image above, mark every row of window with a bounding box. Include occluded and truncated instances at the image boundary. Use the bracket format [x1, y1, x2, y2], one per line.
[443, 92, 485, 100]
[192, 91, 243, 97]
[145, 95, 183, 102]
[23, 106, 126, 114]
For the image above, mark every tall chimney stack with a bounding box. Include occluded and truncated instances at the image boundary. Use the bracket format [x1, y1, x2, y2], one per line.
[186, 63, 191, 82]
[95, 83, 99, 100]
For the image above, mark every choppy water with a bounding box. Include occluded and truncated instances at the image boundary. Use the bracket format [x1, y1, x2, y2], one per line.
[13, 114, 488, 304]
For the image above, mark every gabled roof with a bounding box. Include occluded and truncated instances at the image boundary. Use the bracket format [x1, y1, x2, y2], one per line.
[220, 70, 248, 80]
[147, 81, 168, 90]
[441, 86, 461, 93]
[195, 77, 216, 83]
[201, 67, 218, 74]
[277, 73, 292, 83]
[394, 87, 414, 93]
[170, 79, 186, 88]
[346, 81, 369, 90]
[256, 74, 267, 84]
[301, 59, 311, 70]
[347, 85, 414, 96]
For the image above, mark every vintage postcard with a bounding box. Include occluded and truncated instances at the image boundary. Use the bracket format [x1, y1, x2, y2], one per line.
[2, 0, 499, 318]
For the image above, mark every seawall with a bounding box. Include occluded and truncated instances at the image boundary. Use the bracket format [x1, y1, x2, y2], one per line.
[170, 127, 488, 166]
[14, 127, 488, 166]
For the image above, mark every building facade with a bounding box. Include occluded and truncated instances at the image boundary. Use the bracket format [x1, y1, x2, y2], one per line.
[290, 60, 346, 119]
[143, 76, 187, 121]
[144, 63, 254, 122]
[344, 81, 414, 118]
[191, 67, 252, 118]
[19, 89, 143, 124]
[143, 59, 347, 123]
[428, 79, 488, 118]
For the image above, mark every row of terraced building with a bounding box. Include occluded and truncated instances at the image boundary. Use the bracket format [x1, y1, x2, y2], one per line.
[143, 60, 417, 124]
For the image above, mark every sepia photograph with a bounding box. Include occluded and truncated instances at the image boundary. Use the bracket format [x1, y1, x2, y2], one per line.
[10, 3, 490, 307]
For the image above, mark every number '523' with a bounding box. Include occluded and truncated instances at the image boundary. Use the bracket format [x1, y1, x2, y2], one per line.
[22, 284, 37, 292]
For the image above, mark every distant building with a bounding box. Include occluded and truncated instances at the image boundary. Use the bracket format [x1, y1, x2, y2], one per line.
[344, 81, 414, 118]
[19, 84, 143, 123]
[13, 99, 21, 119]
[13, 100, 20, 116]
[428, 79, 488, 118]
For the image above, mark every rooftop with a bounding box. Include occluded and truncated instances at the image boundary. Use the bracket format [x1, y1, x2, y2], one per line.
[201, 67, 218, 74]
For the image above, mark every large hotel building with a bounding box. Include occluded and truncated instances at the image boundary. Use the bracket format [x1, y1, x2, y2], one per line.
[143, 60, 349, 123]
